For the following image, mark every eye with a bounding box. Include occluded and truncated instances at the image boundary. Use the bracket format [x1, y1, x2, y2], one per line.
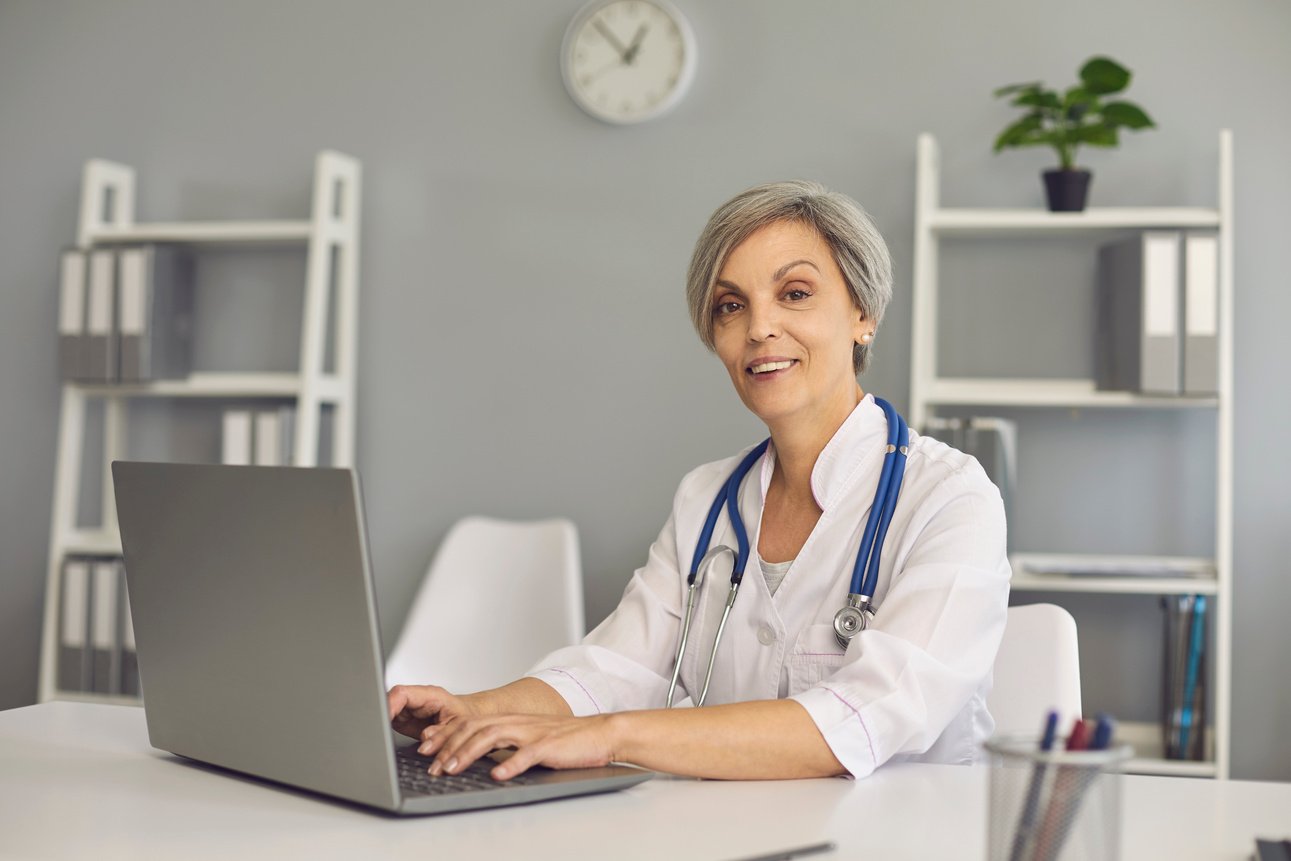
[784, 288, 812, 301]
[713, 299, 743, 316]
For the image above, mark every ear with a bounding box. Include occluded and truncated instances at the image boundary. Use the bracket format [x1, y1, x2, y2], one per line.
[852, 310, 871, 346]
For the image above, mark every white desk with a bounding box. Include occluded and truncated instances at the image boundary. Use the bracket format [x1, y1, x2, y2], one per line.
[1, 703, 1286, 860]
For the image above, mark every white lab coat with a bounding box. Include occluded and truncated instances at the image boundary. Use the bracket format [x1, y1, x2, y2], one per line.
[527, 394, 1011, 778]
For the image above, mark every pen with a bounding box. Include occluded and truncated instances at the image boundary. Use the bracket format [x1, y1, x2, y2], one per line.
[725, 840, 837, 861]
[1007, 710, 1059, 861]
[1029, 718, 1092, 861]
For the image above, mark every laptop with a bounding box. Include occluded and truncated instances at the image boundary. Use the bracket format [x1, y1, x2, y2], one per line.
[111, 461, 652, 815]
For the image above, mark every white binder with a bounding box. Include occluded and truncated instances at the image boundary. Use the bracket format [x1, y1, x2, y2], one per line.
[1096, 232, 1182, 395]
[1183, 233, 1219, 396]
[58, 558, 91, 692]
[222, 410, 254, 465]
[117, 246, 195, 382]
[85, 249, 118, 382]
[58, 250, 87, 381]
[90, 559, 121, 694]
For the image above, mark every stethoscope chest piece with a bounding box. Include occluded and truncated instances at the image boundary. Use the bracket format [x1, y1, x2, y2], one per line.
[832, 593, 874, 650]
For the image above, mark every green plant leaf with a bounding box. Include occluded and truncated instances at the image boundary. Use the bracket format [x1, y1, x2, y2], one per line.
[993, 81, 1043, 98]
[1012, 89, 1062, 110]
[1101, 100, 1156, 129]
[993, 113, 1045, 151]
[1080, 56, 1131, 95]
[1072, 124, 1119, 146]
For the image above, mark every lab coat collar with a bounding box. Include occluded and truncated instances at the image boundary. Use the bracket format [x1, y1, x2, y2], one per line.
[758, 393, 889, 511]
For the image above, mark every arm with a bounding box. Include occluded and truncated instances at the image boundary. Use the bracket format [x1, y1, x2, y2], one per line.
[416, 698, 845, 781]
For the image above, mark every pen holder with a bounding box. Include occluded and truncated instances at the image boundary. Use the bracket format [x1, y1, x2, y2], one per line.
[984, 735, 1132, 861]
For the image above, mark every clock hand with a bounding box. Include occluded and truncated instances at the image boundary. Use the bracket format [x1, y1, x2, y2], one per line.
[592, 18, 630, 62]
[623, 23, 649, 64]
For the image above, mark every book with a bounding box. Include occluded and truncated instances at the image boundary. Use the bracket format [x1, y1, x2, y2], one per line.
[117, 245, 195, 382]
[1182, 232, 1220, 396]
[1096, 232, 1182, 395]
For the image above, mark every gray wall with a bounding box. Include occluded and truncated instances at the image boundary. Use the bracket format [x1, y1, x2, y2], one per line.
[1, 1, 1287, 779]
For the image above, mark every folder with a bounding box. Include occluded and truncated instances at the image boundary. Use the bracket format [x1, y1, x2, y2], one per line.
[58, 249, 88, 381]
[1096, 232, 1182, 395]
[117, 245, 195, 382]
[90, 559, 122, 695]
[1182, 233, 1219, 396]
[120, 566, 140, 698]
[222, 410, 254, 465]
[254, 406, 296, 466]
[84, 249, 118, 383]
[57, 557, 92, 693]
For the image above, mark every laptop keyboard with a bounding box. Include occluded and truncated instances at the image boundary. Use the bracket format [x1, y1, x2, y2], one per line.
[395, 748, 541, 796]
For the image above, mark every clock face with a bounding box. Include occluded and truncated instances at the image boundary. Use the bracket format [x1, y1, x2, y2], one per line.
[561, 0, 696, 125]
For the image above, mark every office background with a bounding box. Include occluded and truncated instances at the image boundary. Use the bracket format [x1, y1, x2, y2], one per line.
[1, 1, 1287, 780]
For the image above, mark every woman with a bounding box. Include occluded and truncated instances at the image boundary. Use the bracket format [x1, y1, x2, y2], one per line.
[388, 181, 1010, 781]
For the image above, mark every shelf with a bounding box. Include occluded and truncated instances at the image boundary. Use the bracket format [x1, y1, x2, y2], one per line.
[47, 691, 141, 708]
[1117, 721, 1216, 777]
[62, 530, 122, 557]
[1010, 553, 1217, 595]
[70, 372, 346, 401]
[86, 221, 312, 245]
[928, 207, 1221, 236]
[925, 378, 1219, 409]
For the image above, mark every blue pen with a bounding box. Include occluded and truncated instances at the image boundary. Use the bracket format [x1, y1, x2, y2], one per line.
[1007, 710, 1059, 861]
[1090, 713, 1115, 751]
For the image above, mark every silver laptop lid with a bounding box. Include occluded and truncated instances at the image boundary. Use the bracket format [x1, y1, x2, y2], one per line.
[112, 462, 400, 811]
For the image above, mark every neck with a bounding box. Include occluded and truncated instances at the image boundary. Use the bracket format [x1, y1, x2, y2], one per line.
[768, 384, 865, 500]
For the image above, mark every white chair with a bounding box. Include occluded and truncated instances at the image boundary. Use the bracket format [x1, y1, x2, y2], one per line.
[385, 516, 586, 693]
[987, 603, 1083, 736]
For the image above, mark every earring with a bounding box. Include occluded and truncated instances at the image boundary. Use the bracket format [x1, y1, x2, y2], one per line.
[860, 332, 874, 344]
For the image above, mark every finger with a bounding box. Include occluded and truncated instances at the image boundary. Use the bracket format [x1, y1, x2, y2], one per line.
[491, 744, 542, 781]
[386, 686, 409, 721]
[435, 719, 522, 776]
[417, 724, 448, 756]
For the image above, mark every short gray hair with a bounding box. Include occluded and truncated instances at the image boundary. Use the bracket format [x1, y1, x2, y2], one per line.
[685, 180, 894, 375]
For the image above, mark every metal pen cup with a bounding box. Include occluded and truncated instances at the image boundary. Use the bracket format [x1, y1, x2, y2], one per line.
[984, 735, 1133, 861]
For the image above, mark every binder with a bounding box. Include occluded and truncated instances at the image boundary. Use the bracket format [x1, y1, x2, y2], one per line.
[57, 557, 91, 693]
[90, 559, 121, 694]
[222, 410, 254, 465]
[120, 567, 140, 698]
[922, 416, 1017, 546]
[84, 249, 118, 382]
[58, 249, 88, 381]
[254, 406, 296, 466]
[1182, 232, 1220, 396]
[1096, 232, 1181, 395]
[117, 245, 195, 382]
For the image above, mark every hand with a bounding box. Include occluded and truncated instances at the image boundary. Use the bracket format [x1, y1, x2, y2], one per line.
[592, 18, 631, 63]
[623, 23, 648, 64]
[387, 684, 483, 740]
[416, 713, 619, 781]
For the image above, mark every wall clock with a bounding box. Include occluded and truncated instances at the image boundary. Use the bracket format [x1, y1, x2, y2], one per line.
[561, 0, 697, 125]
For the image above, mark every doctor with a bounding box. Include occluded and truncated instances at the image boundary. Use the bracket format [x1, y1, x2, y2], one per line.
[388, 181, 1010, 781]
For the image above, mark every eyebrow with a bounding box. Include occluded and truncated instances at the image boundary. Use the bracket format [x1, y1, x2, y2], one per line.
[713, 259, 821, 297]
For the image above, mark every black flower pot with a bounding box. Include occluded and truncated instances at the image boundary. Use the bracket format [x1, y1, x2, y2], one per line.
[1042, 168, 1092, 212]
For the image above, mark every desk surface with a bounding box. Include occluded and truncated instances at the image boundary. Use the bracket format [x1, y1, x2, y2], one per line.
[1, 702, 1287, 860]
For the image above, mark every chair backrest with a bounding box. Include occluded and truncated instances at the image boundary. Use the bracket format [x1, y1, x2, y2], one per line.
[987, 603, 1083, 736]
[384, 516, 585, 692]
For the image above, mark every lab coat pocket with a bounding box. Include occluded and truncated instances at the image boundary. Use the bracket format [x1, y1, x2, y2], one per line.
[787, 624, 849, 696]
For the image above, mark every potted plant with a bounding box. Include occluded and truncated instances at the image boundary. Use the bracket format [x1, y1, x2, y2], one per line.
[993, 56, 1156, 212]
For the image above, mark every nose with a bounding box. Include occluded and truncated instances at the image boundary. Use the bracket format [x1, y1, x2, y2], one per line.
[745, 298, 782, 342]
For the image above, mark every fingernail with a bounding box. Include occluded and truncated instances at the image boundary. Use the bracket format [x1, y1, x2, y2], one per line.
[418, 742, 431, 755]
[492, 766, 508, 781]
[445, 757, 458, 774]
[429, 761, 442, 776]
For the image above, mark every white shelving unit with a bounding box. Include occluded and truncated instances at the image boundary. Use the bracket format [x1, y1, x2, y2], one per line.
[909, 131, 1233, 778]
[38, 152, 362, 705]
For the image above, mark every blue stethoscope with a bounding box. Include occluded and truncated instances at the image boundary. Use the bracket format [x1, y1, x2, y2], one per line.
[665, 397, 910, 708]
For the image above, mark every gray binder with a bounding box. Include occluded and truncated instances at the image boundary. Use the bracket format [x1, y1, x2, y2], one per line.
[117, 246, 195, 382]
[84, 249, 118, 382]
[1096, 232, 1182, 395]
[922, 417, 1017, 548]
[57, 557, 92, 692]
[1183, 232, 1219, 396]
[58, 250, 88, 381]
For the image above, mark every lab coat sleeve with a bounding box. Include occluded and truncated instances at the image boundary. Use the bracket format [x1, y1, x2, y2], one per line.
[790, 463, 1010, 778]
[524, 494, 688, 716]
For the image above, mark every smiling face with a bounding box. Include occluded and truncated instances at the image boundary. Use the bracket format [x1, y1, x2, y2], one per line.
[711, 219, 870, 431]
